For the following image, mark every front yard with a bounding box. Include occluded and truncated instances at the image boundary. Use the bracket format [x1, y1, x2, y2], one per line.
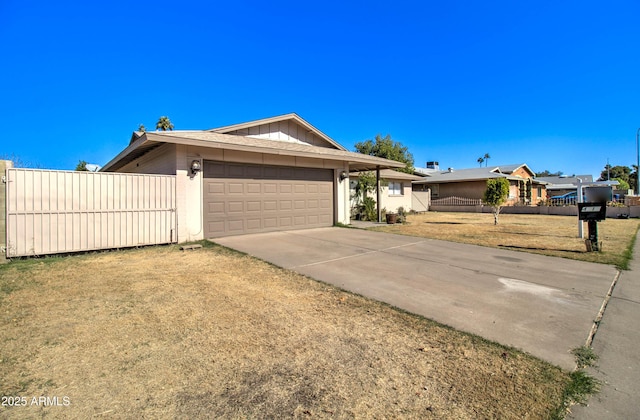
[371, 213, 640, 268]
[1, 244, 571, 418]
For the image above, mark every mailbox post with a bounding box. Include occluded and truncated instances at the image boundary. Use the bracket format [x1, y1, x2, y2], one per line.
[578, 202, 607, 252]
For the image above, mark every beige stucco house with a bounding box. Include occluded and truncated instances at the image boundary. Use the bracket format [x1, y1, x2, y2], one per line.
[350, 169, 424, 213]
[413, 164, 548, 205]
[101, 113, 403, 241]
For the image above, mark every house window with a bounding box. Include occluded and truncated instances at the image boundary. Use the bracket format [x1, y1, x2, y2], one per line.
[389, 182, 403, 196]
[537, 186, 542, 198]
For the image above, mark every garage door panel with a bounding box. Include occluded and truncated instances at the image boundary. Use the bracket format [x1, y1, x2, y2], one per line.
[228, 201, 244, 213]
[246, 219, 261, 230]
[264, 200, 278, 211]
[208, 182, 225, 194]
[246, 201, 261, 212]
[208, 202, 225, 214]
[247, 183, 261, 194]
[263, 218, 278, 228]
[264, 183, 278, 194]
[280, 200, 292, 210]
[203, 161, 333, 238]
[208, 221, 225, 235]
[228, 220, 245, 232]
[228, 183, 244, 194]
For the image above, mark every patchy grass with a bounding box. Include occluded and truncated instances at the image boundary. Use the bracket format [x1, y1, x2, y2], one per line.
[371, 212, 640, 268]
[0, 246, 570, 418]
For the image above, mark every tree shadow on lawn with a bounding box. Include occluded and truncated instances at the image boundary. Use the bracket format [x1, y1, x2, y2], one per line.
[422, 221, 466, 225]
[498, 244, 585, 254]
[499, 229, 576, 240]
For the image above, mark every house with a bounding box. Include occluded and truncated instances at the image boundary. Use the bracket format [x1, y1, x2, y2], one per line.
[101, 113, 404, 240]
[413, 164, 548, 205]
[349, 169, 424, 214]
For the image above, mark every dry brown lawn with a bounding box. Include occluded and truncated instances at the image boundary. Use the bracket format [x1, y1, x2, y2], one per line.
[1, 244, 569, 419]
[372, 213, 640, 267]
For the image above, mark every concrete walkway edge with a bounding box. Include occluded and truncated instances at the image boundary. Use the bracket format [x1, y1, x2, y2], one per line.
[570, 229, 640, 419]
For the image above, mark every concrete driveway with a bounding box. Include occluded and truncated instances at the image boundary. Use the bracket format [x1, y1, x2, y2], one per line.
[214, 227, 618, 370]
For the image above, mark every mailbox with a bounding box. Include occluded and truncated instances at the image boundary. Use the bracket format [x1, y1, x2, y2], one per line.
[578, 202, 607, 222]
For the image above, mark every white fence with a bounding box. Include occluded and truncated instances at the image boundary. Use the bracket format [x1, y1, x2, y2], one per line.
[431, 196, 483, 206]
[5, 169, 177, 257]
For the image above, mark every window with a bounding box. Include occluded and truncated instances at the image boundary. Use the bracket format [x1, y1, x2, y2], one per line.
[389, 182, 403, 196]
[537, 186, 542, 198]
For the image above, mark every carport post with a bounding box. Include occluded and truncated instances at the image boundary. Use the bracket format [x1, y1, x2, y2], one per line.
[376, 166, 382, 223]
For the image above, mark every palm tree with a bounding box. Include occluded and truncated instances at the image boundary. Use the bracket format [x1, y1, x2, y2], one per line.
[477, 157, 485, 167]
[155, 116, 174, 131]
[483, 153, 491, 167]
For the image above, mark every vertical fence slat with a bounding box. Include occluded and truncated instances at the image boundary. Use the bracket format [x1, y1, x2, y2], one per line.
[5, 169, 177, 257]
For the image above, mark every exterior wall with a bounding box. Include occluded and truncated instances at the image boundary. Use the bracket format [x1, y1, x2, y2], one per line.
[118, 144, 177, 175]
[174, 145, 350, 242]
[511, 167, 533, 178]
[429, 181, 487, 199]
[380, 182, 413, 212]
[224, 120, 333, 148]
[1, 160, 13, 262]
[350, 179, 415, 213]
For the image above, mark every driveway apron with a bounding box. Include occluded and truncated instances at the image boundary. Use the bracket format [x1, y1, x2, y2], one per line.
[214, 227, 618, 370]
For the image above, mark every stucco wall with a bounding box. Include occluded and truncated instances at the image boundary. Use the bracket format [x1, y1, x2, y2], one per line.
[432, 181, 487, 199]
[118, 144, 177, 175]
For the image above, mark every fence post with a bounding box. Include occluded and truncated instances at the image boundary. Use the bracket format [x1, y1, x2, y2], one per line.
[0, 160, 12, 263]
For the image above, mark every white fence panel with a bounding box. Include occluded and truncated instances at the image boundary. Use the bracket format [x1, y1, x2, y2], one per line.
[5, 169, 176, 257]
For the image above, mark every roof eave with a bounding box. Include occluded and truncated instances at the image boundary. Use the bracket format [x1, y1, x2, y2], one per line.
[104, 131, 405, 172]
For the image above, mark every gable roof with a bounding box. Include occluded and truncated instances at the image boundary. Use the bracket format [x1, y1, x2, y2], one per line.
[102, 130, 405, 172]
[208, 113, 346, 151]
[494, 163, 535, 177]
[413, 164, 546, 185]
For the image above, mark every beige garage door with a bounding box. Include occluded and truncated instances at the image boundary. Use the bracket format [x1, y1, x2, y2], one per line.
[203, 161, 334, 238]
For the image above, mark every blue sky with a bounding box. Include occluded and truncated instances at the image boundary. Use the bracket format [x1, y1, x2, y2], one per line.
[1, 0, 638, 178]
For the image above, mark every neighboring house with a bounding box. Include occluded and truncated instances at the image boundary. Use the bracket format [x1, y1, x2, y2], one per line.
[413, 163, 548, 205]
[537, 175, 593, 197]
[349, 169, 424, 213]
[101, 113, 403, 240]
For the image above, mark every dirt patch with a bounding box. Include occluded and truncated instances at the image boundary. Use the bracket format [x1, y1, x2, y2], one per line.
[1, 245, 568, 418]
[373, 212, 640, 267]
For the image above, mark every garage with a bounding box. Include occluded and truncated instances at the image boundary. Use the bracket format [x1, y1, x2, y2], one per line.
[100, 113, 405, 243]
[203, 160, 334, 238]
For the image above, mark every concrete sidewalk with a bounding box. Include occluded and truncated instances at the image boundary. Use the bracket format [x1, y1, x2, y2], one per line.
[570, 230, 640, 419]
[215, 227, 617, 371]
